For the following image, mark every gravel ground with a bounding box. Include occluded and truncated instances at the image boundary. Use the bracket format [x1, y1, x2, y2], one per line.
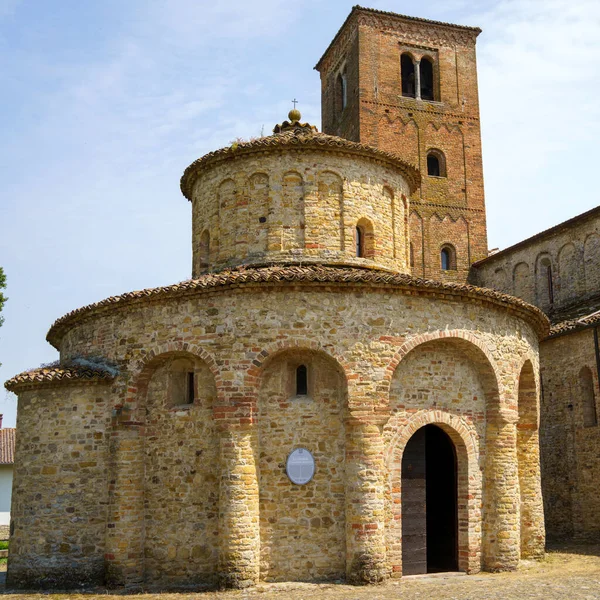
[0, 543, 598, 599]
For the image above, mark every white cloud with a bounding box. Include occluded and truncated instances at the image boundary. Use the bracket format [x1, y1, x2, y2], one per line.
[473, 0, 600, 247]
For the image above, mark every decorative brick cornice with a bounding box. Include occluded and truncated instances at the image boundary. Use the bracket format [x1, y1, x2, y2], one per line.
[45, 265, 549, 349]
[315, 6, 481, 74]
[5, 364, 115, 393]
[180, 129, 421, 200]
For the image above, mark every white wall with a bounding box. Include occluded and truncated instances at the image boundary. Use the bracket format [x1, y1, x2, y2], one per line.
[0, 465, 13, 526]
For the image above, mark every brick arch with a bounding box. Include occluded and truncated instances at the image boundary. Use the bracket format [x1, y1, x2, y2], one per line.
[516, 357, 545, 558]
[384, 330, 500, 394]
[385, 410, 479, 468]
[123, 341, 221, 419]
[247, 338, 352, 387]
[515, 353, 540, 404]
[385, 409, 482, 575]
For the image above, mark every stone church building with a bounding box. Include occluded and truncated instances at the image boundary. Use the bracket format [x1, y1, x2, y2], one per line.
[4, 5, 598, 589]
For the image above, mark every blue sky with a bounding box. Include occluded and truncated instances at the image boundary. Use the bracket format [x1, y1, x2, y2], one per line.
[1, 0, 599, 427]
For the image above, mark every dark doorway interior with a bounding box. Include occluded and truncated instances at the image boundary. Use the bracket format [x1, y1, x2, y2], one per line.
[401, 425, 458, 574]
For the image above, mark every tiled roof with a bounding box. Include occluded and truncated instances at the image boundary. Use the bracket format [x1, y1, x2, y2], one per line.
[5, 364, 115, 393]
[0, 429, 15, 465]
[46, 265, 549, 348]
[180, 128, 421, 200]
[548, 309, 600, 339]
[315, 5, 481, 71]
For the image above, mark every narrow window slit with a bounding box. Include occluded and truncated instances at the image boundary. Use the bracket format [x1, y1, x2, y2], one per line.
[356, 226, 364, 257]
[187, 372, 195, 404]
[296, 365, 308, 396]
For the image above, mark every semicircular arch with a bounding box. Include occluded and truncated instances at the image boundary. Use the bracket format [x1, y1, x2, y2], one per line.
[385, 409, 482, 574]
[124, 341, 221, 419]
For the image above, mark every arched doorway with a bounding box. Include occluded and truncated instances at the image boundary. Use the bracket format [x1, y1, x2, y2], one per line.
[401, 424, 458, 574]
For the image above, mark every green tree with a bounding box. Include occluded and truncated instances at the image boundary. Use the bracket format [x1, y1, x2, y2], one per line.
[0, 267, 5, 328]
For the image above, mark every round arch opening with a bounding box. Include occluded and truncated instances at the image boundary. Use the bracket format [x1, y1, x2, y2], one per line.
[401, 424, 458, 574]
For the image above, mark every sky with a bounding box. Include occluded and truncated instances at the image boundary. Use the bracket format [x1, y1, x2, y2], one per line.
[0, 0, 599, 427]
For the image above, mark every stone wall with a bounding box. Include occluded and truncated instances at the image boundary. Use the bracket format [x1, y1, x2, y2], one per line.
[471, 208, 600, 315]
[4, 278, 546, 588]
[540, 329, 600, 540]
[258, 350, 346, 581]
[190, 151, 411, 276]
[317, 8, 488, 282]
[7, 384, 112, 588]
[143, 356, 219, 586]
[385, 339, 487, 575]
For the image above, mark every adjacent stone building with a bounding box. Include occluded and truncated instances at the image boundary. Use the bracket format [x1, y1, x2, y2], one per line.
[6, 4, 596, 591]
[470, 207, 600, 541]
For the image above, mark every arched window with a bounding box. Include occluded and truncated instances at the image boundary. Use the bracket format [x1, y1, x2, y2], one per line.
[420, 57, 434, 101]
[581, 367, 598, 427]
[441, 244, 456, 271]
[355, 219, 374, 259]
[199, 230, 210, 270]
[401, 53, 416, 98]
[336, 70, 347, 114]
[356, 225, 365, 257]
[427, 150, 446, 177]
[409, 242, 415, 269]
[296, 365, 308, 396]
[546, 263, 554, 305]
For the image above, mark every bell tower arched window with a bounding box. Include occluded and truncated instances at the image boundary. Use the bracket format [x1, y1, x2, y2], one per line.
[401, 53, 416, 98]
[427, 150, 446, 177]
[420, 57, 434, 101]
[441, 244, 456, 271]
[336, 68, 348, 114]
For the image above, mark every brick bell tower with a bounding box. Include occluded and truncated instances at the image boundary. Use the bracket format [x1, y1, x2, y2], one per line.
[315, 6, 488, 283]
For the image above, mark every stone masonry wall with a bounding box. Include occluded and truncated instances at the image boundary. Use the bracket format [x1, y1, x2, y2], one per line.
[317, 9, 488, 283]
[10, 281, 544, 588]
[191, 151, 411, 276]
[143, 357, 219, 586]
[385, 340, 486, 575]
[258, 350, 346, 581]
[7, 384, 112, 588]
[471, 210, 600, 315]
[540, 329, 600, 540]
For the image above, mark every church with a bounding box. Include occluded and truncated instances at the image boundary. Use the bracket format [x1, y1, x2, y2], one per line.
[4, 5, 598, 589]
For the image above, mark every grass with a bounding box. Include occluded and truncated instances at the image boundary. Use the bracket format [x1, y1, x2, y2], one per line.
[0, 541, 9, 550]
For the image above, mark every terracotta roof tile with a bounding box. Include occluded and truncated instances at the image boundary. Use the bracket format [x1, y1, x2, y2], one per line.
[0, 429, 15, 465]
[548, 309, 600, 339]
[5, 364, 115, 393]
[180, 129, 421, 200]
[45, 265, 549, 347]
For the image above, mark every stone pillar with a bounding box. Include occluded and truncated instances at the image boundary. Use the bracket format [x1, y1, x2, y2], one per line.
[518, 424, 545, 558]
[482, 413, 520, 571]
[414, 59, 421, 100]
[345, 413, 388, 584]
[105, 419, 145, 587]
[218, 423, 260, 588]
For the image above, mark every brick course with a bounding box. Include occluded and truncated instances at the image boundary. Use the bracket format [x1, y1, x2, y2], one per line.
[316, 7, 488, 283]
